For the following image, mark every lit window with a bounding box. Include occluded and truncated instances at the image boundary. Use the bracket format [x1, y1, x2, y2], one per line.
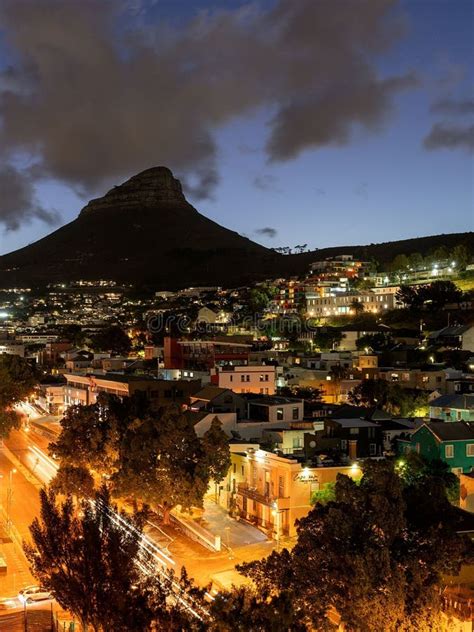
[445, 444, 454, 458]
[466, 444, 474, 457]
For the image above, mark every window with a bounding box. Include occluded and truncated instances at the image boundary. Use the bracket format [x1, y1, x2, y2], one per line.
[340, 439, 347, 450]
[265, 374, 269, 381]
[369, 443, 376, 456]
[278, 476, 285, 497]
[350, 427, 359, 435]
[466, 444, 474, 457]
[367, 427, 376, 439]
[277, 407, 284, 421]
[241, 375, 245, 382]
[445, 444, 454, 458]
[292, 407, 299, 420]
[260, 375, 264, 382]
[292, 437, 303, 448]
[246, 375, 250, 382]
[451, 467, 463, 476]
[230, 375, 233, 382]
[233, 463, 236, 473]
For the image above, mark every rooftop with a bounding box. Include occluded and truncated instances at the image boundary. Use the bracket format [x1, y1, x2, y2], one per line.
[426, 420, 474, 442]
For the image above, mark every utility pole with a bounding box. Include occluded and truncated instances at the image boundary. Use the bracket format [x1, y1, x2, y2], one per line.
[6, 468, 17, 533]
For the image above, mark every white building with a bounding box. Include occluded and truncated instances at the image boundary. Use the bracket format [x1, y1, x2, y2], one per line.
[306, 291, 398, 317]
[211, 365, 277, 395]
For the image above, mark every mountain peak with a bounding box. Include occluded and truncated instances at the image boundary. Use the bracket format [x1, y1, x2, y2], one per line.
[80, 166, 187, 217]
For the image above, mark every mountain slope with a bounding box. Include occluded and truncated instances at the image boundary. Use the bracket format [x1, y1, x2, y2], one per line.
[0, 167, 280, 288]
[0, 166, 471, 289]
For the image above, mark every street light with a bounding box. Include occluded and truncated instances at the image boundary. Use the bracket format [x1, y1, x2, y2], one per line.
[7, 468, 17, 532]
[272, 502, 283, 551]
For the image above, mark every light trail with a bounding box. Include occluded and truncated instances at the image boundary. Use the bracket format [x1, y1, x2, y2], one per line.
[22, 441, 211, 619]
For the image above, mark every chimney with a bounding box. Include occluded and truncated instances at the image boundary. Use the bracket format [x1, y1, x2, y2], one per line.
[348, 439, 358, 460]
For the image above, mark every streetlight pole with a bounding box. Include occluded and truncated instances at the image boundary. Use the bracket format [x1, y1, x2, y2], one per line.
[7, 468, 17, 533]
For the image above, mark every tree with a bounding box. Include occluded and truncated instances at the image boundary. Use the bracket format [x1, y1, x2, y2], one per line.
[407, 252, 424, 270]
[201, 417, 232, 485]
[209, 586, 307, 631]
[350, 298, 364, 314]
[90, 325, 131, 356]
[312, 328, 344, 351]
[397, 281, 463, 310]
[0, 354, 37, 437]
[452, 244, 471, 270]
[112, 406, 230, 524]
[239, 461, 474, 631]
[50, 465, 95, 499]
[397, 452, 460, 504]
[50, 394, 125, 476]
[25, 486, 154, 632]
[348, 379, 392, 409]
[348, 380, 429, 416]
[390, 254, 409, 272]
[355, 332, 394, 352]
[396, 284, 423, 309]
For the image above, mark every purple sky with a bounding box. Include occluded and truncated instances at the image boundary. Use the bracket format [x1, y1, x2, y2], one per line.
[0, 0, 472, 256]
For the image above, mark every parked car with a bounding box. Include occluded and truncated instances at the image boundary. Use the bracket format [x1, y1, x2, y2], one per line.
[18, 585, 52, 604]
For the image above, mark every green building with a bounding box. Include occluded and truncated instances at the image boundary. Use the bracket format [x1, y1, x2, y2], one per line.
[398, 421, 474, 475]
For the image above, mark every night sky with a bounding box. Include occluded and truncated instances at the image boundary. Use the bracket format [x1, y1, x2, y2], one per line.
[0, 0, 472, 256]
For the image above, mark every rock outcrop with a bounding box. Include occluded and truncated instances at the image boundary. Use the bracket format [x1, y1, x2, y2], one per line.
[80, 167, 188, 216]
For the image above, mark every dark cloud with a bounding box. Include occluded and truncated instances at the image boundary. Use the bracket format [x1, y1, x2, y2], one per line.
[431, 98, 474, 115]
[253, 174, 279, 191]
[256, 227, 277, 239]
[423, 123, 474, 152]
[0, 166, 59, 231]
[0, 0, 414, 229]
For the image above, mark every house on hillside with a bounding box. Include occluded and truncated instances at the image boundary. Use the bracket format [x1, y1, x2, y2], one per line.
[428, 324, 474, 352]
[429, 393, 474, 422]
[397, 421, 474, 474]
[189, 386, 246, 418]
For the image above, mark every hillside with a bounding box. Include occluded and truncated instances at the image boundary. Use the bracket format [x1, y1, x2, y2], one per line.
[0, 166, 471, 289]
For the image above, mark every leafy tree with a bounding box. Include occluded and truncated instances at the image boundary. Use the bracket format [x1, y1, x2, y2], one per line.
[452, 244, 471, 270]
[313, 328, 344, 351]
[348, 380, 428, 416]
[59, 324, 86, 347]
[397, 452, 460, 505]
[112, 406, 229, 524]
[407, 252, 424, 270]
[201, 417, 232, 485]
[348, 379, 392, 409]
[310, 482, 336, 505]
[50, 394, 125, 475]
[355, 332, 394, 352]
[240, 461, 474, 631]
[209, 586, 307, 631]
[0, 354, 37, 437]
[396, 284, 424, 309]
[350, 298, 364, 314]
[25, 486, 155, 632]
[90, 324, 131, 356]
[390, 254, 409, 272]
[397, 281, 463, 310]
[50, 464, 95, 499]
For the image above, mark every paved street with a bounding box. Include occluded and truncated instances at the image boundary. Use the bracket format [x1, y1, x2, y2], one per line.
[0, 445, 40, 599]
[2, 422, 284, 596]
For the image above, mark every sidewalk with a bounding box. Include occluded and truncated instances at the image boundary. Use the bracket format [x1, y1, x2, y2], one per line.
[197, 498, 268, 549]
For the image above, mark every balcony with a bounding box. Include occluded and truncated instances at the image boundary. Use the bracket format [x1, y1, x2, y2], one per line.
[237, 483, 290, 509]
